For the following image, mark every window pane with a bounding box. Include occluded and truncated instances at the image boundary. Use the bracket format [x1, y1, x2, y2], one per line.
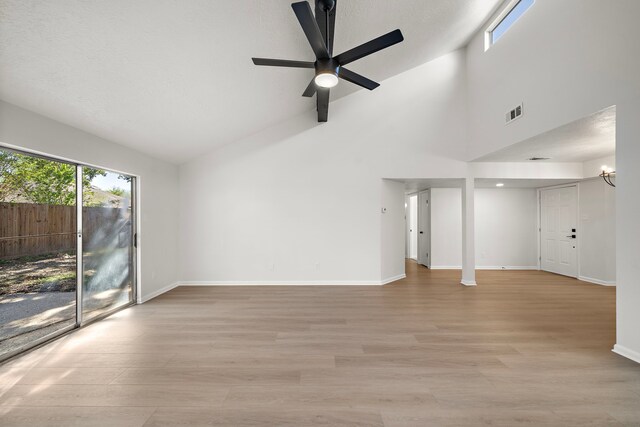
[0, 149, 76, 359]
[82, 168, 134, 321]
[492, 0, 534, 44]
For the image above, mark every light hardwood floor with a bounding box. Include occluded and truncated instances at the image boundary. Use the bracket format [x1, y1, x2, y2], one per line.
[1, 260, 639, 426]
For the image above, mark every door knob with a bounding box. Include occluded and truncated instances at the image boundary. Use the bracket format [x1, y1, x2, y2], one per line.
[419, 231, 424, 234]
[566, 235, 576, 238]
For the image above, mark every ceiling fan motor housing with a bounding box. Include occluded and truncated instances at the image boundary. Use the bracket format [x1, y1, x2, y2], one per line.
[315, 58, 340, 77]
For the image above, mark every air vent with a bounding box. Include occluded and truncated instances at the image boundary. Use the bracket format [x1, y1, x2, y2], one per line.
[528, 157, 550, 161]
[505, 103, 523, 124]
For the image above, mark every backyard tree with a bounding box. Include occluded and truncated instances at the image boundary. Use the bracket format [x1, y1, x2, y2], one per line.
[0, 150, 105, 205]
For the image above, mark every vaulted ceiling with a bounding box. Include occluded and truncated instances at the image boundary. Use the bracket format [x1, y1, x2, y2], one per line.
[0, 0, 501, 163]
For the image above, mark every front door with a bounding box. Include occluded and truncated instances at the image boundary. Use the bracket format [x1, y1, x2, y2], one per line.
[540, 185, 578, 277]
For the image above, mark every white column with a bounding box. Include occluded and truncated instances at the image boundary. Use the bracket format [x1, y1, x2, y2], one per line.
[461, 177, 477, 286]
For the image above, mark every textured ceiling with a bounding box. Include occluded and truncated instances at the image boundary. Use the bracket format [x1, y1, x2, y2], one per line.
[0, 0, 501, 163]
[473, 106, 616, 163]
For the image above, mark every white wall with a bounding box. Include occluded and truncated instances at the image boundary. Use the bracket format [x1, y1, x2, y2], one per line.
[475, 188, 538, 269]
[0, 100, 180, 302]
[466, 0, 640, 160]
[578, 179, 616, 285]
[429, 187, 538, 270]
[472, 162, 584, 180]
[178, 51, 469, 284]
[465, 0, 640, 361]
[583, 155, 616, 179]
[429, 188, 462, 268]
[614, 95, 640, 362]
[381, 180, 406, 283]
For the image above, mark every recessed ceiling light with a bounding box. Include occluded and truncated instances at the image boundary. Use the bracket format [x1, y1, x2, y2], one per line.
[496, 183, 505, 187]
[528, 157, 550, 161]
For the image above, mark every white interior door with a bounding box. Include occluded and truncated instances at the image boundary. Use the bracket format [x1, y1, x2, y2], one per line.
[417, 190, 430, 267]
[540, 185, 578, 277]
[409, 194, 418, 259]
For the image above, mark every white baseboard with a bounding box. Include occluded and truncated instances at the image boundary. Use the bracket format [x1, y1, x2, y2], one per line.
[139, 280, 393, 303]
[430, 266, 538, 271]
[461, 280, 477, 286]
[179, 280, 384, 286]
[578, 276, 616, 286]
[138, 281, 179, 304]
[613, 344, 640, 364]
[381, 274, 406, 285]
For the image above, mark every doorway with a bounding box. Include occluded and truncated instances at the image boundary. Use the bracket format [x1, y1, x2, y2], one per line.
[540, 185, 578, 278]
[0, 147, 137, 361]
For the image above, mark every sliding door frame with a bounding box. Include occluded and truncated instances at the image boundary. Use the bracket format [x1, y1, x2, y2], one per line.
[76, 165, 84, 327]
[0, 143, 139, 359]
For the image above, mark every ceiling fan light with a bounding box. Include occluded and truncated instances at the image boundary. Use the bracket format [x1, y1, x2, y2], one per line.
[315, 73, 339, 88]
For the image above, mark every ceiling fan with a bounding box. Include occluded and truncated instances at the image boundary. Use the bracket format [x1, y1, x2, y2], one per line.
[252, 0, 404, 122]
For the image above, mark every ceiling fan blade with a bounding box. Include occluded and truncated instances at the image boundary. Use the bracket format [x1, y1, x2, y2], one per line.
[315, 0, 337, 56]
[302, 78, 316, 97]
[292, 1, 330, 60]
[252, 58, 315, 68]
[338, 67, 379, 90]
[334, 29, 404, 66]
[317, 87, 329, 122]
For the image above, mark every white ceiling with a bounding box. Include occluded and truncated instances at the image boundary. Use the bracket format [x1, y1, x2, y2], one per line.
[0, 0, 501, 164]
[473, 106, 616, 163]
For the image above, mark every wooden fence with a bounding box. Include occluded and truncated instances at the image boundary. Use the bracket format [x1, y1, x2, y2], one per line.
[0, 203, 128, 259]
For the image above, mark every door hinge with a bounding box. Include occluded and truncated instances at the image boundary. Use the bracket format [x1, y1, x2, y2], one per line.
[133, 233, 137, 248]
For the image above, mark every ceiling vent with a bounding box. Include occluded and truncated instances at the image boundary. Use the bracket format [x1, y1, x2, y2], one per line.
[528, 157, 550, 161]
[505, 103, 523, 124]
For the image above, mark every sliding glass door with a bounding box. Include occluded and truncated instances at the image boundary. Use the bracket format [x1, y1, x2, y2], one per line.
[0, 147, 136, 360]
[81, 167, 135, 322]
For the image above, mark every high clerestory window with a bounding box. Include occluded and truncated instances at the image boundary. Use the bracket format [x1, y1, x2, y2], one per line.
[485, 0, 534, 51]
